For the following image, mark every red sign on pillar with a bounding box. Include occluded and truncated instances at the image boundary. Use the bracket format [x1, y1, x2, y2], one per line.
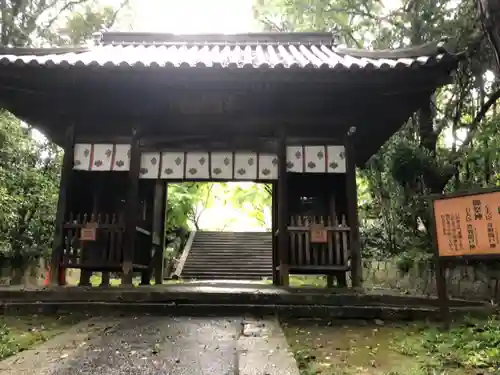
[310, 224, 328, 244]
[80, 223, 97, 241]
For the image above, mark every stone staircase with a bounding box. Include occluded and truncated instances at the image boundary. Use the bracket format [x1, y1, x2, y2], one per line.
[179, 231, 273, 280]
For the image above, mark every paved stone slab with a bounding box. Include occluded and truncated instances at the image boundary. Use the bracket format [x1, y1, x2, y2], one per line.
[50, 317, 241, 375]
[238, 318, 300, 375]
[0, 316, 300, 375]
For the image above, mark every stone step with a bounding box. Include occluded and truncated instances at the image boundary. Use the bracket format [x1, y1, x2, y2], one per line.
[183, 265, 272, 271]
[194, 235, 272, 238]
[190, 246, 272, 250]
[187, 253, 272, 257]
[188, 252, 271, 257]
[193, 238, 271, 242]
[193, 238, 271, 240]
[185, 259, 272, 264]
[180, 232, 274, 280]
[192, 237, 271, 241]
[182, 274, 271, 279]
[181, 274, 272, 280]
[182, 268, 272, 273]
[191, 244, 271, 247]
[185, 260, 272, 265]
[194, 231, 271, 235]
[192, 245, 272, 248]
[184, 259, 273, 268]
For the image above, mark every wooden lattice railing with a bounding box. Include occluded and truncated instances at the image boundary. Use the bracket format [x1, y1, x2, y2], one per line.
[288, 215, 350, 272]
[62, 213, 126, 270]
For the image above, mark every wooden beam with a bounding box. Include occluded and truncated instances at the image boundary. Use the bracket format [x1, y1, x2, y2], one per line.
[121, 128, 141, 286]
[172, 231, 196, 279]
[277, 129, 289, 286]
[345, 136, 362, 287]
[152, 180, 167, 285]
[49, 125, 75, 286]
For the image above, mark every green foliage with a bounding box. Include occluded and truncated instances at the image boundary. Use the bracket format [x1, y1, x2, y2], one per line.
[0, 315, 84, 361]
[57, 2, 131, 45]
[225, 183, 272, 228]
[400, 317, 500, 371]
[166, 183, 202, 233]
[0, 112, 60, 264]
[390, 141, 430, 187]
[0, 0, 131, 47]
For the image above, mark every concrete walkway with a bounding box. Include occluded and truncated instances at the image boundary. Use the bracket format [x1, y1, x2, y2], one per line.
[0, 316, 299, 375]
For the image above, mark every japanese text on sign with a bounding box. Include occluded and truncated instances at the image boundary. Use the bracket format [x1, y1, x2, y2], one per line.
[433, 191, 500, 257]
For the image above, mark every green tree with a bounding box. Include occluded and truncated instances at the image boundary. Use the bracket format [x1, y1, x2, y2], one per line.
[0, 0, 130, 47]
[225, 183, 272, 229]
[0, 112, 61, 272]
[0, 1, 131, 279]
[253, 0, 500, 266]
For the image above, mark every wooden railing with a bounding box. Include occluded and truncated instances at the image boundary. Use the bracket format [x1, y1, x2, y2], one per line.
[62, 213, 125, 270]
[288, 215, 350, 272]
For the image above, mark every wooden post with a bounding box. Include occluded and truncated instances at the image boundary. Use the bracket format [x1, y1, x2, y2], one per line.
[345, 136, 362, 288]
[121, 129, 141, 286]
[277, 129, 289, 286]
[49, 125, 75, 286]
[79, 176, 102, 287]
[152, 180, 167, 285]
[428, 199, 450, 327]
[271, 181, 280, 285]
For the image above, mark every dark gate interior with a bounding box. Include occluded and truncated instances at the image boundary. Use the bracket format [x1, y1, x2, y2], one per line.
[287, 173, 351, 277]
[62, 172, 154, 278]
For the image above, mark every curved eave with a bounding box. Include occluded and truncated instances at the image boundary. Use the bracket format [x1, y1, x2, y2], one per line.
[0, 56, 458, 71]
[0, 40, 459, 73]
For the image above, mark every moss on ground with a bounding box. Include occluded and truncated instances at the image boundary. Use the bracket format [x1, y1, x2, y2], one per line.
[0, 314, 84, 361]
[283, 317, 500, 375]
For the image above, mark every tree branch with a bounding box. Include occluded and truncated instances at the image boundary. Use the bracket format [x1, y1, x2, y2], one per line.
[104, 0, 130, 29]
[42, 0, 91, 31]
[457, 87, 500, 153]
[260, 17, 288, 32]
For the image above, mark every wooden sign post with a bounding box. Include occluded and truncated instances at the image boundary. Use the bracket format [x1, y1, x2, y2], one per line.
[430, 188, 500, 326]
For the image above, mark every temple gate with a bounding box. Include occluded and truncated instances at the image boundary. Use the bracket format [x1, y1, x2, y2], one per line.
[0, 31, 458, 287]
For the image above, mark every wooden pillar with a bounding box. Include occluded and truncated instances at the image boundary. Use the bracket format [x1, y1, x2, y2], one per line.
[152, 180, 167, 285]
[345, 136, 362, 288]
[271, 181, 280, 285]
[329, 193, 347, 288]
[277, 130, 289, 286]
[49, 125, 75, 286]
[121, 129, 141, 286]
[79, 177, 102, 287]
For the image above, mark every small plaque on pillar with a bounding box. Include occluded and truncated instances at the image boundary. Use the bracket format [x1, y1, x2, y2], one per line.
[80, 223, 97, 241]
[310, 224, 327, 244]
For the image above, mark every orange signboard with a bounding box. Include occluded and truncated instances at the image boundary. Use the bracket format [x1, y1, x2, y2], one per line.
[433, 191, 500, 257]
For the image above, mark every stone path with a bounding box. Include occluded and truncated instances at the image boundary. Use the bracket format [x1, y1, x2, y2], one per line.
[0, 316, 299, 375]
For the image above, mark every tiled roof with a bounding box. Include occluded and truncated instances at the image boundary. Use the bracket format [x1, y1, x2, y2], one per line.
[0, 32, 456, 71]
